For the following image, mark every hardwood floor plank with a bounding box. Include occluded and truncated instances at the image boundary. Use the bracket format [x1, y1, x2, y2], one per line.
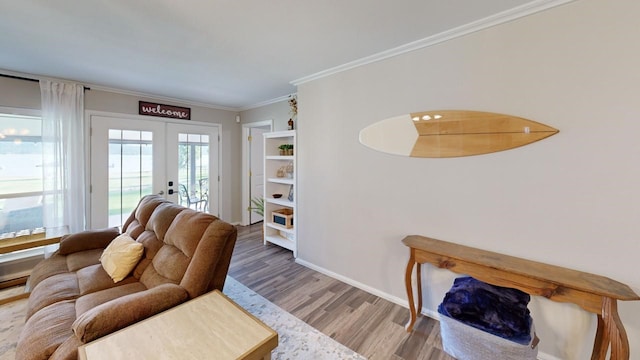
[229, 223, 455, 360]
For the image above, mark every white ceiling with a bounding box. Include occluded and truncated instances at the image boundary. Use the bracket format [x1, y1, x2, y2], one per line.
[0, 1, 566, 110]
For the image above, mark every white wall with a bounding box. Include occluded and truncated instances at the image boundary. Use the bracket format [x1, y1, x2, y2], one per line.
[296, 1, 640, 359]
[0, 76, 41, 108]
[240, 100, 291, 131]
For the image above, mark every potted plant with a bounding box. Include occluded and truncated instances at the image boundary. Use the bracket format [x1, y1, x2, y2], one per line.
[286, 144, 294, 156]
[278, 144, 287, 156]
[250, 196, 264, 217]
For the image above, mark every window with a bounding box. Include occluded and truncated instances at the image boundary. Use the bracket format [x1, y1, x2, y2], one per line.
[178, 133, 209, 211]
[107, 129, 153, 227]
[0, 111, 44, 238]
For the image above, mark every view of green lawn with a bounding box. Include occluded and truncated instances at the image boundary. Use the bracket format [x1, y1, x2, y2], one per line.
[108, 174, 152, 216]
[0, 178, 42, 196]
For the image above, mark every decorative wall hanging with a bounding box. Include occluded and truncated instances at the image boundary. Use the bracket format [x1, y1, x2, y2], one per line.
[358, 110, 558, 158]
[139, 101, 191, 120]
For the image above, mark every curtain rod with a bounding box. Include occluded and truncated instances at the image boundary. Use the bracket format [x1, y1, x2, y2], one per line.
[0, 73, 91, 90]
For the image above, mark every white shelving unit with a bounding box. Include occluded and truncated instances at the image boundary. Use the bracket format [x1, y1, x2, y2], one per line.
[263, 130, 297, 257]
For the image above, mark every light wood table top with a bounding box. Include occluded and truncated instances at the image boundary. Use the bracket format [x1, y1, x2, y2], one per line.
[78, 290, 278, 360]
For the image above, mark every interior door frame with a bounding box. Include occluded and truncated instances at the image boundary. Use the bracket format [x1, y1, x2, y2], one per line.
[85, 110, 222, 228]
[241, 120, 273, 226]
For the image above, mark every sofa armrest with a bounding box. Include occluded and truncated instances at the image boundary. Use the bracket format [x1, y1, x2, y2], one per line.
[72, 283, 189, 343]
[58, 227, 120, 255]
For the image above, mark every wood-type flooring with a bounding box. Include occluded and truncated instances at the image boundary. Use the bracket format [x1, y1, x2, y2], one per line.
[228, 223, 455, 360]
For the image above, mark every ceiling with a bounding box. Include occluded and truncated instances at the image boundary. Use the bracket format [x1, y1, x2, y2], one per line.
[0, 0, 559, 110]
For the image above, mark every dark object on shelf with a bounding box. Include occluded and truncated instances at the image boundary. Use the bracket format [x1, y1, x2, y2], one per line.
[272, 194, 282, 199]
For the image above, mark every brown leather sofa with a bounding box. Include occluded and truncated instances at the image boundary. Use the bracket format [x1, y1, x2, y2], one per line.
[16, 195, 238, 360]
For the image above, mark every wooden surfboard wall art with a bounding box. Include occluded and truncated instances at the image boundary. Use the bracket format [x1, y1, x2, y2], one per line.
[358, 110, 559, 158]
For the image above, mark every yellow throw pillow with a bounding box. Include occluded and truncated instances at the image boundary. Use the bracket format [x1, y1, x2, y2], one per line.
[100, 234, 144, 283]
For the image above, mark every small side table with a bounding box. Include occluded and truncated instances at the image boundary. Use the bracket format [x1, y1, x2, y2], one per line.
[78, 290, 278, 360]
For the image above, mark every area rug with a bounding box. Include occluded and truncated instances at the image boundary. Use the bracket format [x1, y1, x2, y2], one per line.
[0, 297, 27, 360]
[224, 276, 367, 360]
[0, 277, 366, 360]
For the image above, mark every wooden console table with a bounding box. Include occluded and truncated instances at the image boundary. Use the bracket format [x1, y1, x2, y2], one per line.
[78, 290, 278, 360]
[402, 235, 640, 360]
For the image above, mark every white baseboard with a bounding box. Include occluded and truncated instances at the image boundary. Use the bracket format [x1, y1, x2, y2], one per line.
[294, 257, 560, 360]
[295, 257, 411, 310]
[537, 353, 563, 360]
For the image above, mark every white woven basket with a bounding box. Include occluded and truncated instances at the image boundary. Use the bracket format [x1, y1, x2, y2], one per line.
[440, 314, 539, 360]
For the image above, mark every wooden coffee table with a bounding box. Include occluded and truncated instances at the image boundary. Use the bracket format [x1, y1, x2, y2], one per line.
[78, 290, 278, 360]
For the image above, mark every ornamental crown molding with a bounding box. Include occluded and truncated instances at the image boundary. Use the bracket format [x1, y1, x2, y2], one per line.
[291, 0, 576, 86]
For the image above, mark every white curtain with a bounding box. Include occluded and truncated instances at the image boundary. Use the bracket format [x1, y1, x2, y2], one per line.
[40, 80, 85, 238]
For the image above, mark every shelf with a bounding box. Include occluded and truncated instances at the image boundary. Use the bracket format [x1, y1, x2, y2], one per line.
[265, 198, 294, 208]
[264, 234, 295, 251]
[263, 129, 296, 257]
[267, 177, 294, 185]
[266, 222, 294, 234]
[265, 155, 294, 160]
[264, 130, 295, 139]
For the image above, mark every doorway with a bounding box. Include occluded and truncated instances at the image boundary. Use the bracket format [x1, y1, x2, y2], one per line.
[241, 120, 273, 225]
[89, 113, 220, 229]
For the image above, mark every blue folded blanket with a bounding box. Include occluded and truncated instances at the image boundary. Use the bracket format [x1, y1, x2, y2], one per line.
[438, 277, 532, 345]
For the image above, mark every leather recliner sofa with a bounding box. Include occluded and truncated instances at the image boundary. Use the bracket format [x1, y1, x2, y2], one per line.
[16, 195, 237, 360]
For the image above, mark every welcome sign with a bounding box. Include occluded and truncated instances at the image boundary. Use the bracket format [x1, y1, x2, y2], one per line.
[139, 101, 191, 120]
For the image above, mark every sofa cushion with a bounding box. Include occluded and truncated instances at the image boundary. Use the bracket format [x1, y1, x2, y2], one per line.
[164, 210, 213, 257]
[131, 230, 164, 279]
[182, 218, 237, 297]
[27, 254, 70, 291]
[145, 202, 185, 242]
[75, 282, 148, 317]
[100, 234, 144, 283]
[149, 245, 190, 283]
[76, 264, 138, 296]
[72, 284, 188, 343]
[49, 336, 82, 360]
[121, 196, 165, 237]
[16, 300, 77, 360]
[58, 227, 120, 255]
[66, 248, 103, 272]
[26, 273, 80, 321]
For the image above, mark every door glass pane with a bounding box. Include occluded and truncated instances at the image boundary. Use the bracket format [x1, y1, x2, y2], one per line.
[178, 133, 209, 212]
[108, 129, 153, 227]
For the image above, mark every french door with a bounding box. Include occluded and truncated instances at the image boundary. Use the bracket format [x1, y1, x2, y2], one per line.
[89, 114, 219, 229]
[165, 123, 219, 217]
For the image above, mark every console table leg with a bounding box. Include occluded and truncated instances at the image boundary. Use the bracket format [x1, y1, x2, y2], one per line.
[591, 297, 630, 360]
[404, 252, 417, 332]
[416, 262, 422, 319]
[605, 297, 630, 360]
[591, 315, 607, 360]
